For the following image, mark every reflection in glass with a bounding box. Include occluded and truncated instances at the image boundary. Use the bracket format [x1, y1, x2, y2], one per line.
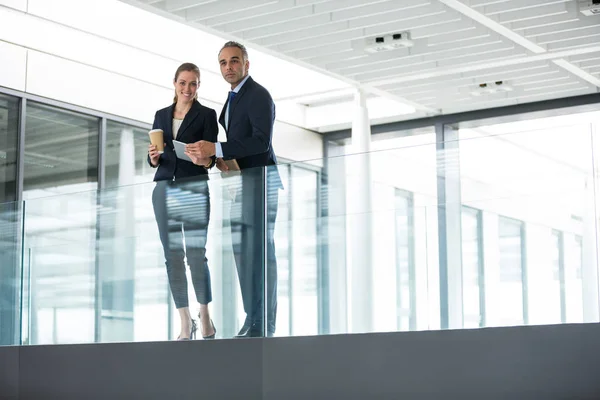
[0, 94, 20, 345]
[273, 163, 320, 336]
[23, 102, 98, 199]
[0, 93, 19, 203]
[395, 189, 415, 331]
[461, 207, 484, 328]
[104, 121, 155, 187]
[498, 217, 526, 326]
[23, 103, 99, 344]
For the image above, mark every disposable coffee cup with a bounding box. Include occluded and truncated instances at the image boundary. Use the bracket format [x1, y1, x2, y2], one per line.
[148, 129, 164, 153]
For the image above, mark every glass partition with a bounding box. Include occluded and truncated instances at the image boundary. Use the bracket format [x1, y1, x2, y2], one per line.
[2, 99, 599, 346]
[0, 201, 24, 346]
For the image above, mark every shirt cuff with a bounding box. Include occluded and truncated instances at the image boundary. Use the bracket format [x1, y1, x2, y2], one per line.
[215, 142, 223, 158]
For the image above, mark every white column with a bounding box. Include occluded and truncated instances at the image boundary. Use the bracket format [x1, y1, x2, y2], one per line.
[326, 143, 349, 335]
[346, 89, 374, 333]
[436, 123, 464, 330]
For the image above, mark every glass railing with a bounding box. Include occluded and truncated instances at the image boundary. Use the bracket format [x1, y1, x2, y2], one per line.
[2, 135, 600, 346]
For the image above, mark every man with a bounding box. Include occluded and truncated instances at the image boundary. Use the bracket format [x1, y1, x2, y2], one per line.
[186, 41, 280, 337]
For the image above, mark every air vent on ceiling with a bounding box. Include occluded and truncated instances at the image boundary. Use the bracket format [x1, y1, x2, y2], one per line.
[471, 81, 513, 96]
[364, 32, 413, 53]
[579, 0, 600, 16]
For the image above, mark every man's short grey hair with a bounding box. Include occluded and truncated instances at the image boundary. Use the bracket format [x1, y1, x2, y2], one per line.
[219, 41, 249, 61]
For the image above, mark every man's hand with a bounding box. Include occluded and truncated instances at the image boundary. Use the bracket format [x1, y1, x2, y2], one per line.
[215, 158, 229, 172]
[184, 151, 211, 167]
[185, 140, 216, 158]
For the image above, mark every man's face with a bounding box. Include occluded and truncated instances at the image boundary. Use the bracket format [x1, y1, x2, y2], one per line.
[218, 46, 249, 88]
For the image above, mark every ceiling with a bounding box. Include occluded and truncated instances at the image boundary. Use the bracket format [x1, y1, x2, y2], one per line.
[106, 1, 600, 126]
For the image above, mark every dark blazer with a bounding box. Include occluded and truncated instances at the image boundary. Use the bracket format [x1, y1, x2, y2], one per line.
[148, 100, 218, 182]
[218, 76, 280, 169]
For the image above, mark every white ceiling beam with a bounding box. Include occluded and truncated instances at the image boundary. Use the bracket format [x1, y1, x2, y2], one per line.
[438, 0, 546, 53]
[244, 0, 432, 43]
[552, 59, 600, 87]
[367, 45, 600, 86]
[164, 0, 216, 13]
[182, 0, 277, 21]
[273, 12, 450, 53]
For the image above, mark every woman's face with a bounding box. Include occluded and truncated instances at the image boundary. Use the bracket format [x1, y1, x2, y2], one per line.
[174, 70, 199, 104]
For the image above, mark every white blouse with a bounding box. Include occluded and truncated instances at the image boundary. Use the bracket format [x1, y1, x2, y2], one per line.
[172, 118, 183, 139]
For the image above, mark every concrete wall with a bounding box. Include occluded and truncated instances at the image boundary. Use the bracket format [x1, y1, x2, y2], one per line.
[1, 323, 600, 399]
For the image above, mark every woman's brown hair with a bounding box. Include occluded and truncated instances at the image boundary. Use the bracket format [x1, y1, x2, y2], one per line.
[173, 62, 200, 103]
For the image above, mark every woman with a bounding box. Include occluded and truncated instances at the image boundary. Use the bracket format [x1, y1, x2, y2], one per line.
[148, 62, 217, 340]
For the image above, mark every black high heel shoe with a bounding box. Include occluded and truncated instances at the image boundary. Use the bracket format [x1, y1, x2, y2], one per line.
[177, 319, 197, 341]
[199, 317, 216, 340]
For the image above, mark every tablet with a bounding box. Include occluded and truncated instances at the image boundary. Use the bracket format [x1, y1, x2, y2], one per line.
[172, 140, 193, 163]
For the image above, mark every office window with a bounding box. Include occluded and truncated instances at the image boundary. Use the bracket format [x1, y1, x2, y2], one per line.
[461, 206, 484, 328]
[23, 103, 99, 344]
[498, 217, 526, 325]
[0, 94, 19, 203]
[395, 189, 416, 331]
[0, 93, 20, 344]
[23, 102, 99, 198]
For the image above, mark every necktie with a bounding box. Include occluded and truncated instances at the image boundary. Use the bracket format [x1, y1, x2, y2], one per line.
[226, 91, 237, 131]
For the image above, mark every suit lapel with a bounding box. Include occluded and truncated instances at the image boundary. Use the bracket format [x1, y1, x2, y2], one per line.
[219, 100, 226, 131]
[176, 101, 201, 142]
[226, 77, 251, 133]
[165, 104, 175, 145]
[228, 79, 250, 121]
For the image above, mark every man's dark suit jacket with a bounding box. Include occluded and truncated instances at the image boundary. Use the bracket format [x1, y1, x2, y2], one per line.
[218, 76, 281, 187]
[148, 100, 218, 182]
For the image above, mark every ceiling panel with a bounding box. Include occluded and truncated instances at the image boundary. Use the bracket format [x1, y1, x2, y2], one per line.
[122, 0, 600, 126]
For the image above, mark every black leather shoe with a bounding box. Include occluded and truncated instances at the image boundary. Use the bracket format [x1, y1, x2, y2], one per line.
[235, 323, 267, 338]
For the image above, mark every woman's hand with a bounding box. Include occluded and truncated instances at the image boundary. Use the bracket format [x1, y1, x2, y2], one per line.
[148, 144, 162, 167]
